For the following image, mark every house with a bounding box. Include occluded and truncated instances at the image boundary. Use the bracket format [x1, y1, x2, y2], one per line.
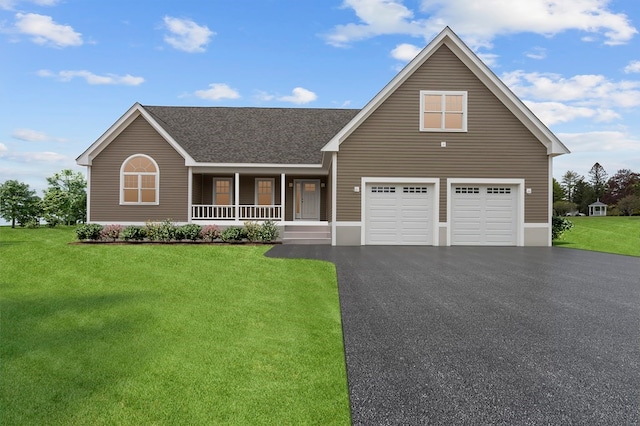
[76, 27, 570, 246]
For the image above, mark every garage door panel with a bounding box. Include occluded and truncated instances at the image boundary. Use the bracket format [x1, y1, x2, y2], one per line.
[365, 183, 434, 245]
[452, 185, 517, 246]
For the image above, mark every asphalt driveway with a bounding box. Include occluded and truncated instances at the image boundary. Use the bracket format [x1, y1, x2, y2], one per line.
[266, 246, 640, 425]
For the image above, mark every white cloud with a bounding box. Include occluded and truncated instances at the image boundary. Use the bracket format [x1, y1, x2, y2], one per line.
[624, 60, 640, 74]
[0, 0, 59, 9]
[12, 128, 49, 142]
[38, 69, 145, 85]
[324, 0, 637, 49]
[255, 91, 276, 102]
[14, 13, 82, 47]
[278, 87, 318, 104]
[195, 83, 240, 100]
[557, 131, 640, 153]
[163, 16, 214, 53]
[523, 101, 618, 126]
[0, 143, 7, 156]
[391, 43, 421, 61]
[502, 70, 640, 110]
[525, 46, 546, 60]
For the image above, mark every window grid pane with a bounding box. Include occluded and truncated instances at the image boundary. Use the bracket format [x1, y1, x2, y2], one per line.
[122, 156, 158, 203]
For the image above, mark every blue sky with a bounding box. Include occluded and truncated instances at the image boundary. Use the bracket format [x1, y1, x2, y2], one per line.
[1, 0, 639, 195]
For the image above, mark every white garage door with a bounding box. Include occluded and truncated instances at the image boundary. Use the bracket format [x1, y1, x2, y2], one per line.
[365, 184, 434, 245]
[451, 185, 517, 246]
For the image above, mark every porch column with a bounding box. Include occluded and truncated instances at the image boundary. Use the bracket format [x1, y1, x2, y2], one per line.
[187, 167, 193, 223]
[234, 172, 240, 222]
[331, 152, 337, 246]
[280, 173, 286, 221]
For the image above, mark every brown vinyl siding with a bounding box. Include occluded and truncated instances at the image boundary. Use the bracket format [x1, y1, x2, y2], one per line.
[90, 115, 188, 222]
[336, 44, 549, 223]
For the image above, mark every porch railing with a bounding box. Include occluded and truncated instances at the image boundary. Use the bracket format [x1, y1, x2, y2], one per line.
[192, 205, 282, 221]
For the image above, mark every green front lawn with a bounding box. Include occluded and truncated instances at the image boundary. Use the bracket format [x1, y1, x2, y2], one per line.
[554, 216, 640, 257]
[0, 227, 350, 425]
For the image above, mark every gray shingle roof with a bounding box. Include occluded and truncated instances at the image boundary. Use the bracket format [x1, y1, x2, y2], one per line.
[143, 106, 360, 165]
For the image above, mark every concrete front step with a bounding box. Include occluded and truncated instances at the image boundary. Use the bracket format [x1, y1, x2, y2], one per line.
[282, 225, 331, 245]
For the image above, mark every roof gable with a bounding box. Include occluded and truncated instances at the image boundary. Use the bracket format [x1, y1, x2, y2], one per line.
[76, 103, 194, 166]
[322, 27, 570, 157]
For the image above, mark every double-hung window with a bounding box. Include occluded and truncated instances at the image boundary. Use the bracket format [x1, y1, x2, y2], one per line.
[213, 178, 233, 205]
[420, 91, 467, 132]
[255, 178, 274, 205]
[120, 154, 159, 204]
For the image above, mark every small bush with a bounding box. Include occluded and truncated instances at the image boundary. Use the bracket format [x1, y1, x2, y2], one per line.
[200, 225, 220, 242]
[244, 221, 262, 242]
[220, 226, 244, 242]
[76, 223, 103, 241]
[146, 219, 178, 242]
[180, 224, 202, 241]
[553, 200, 578, 216]
[101, 224, 124, 242]
[259, 220, 279, 243]
[25, 219, 40, 229]
[121, 225, 146, 241]
[552, 216, 574, 240]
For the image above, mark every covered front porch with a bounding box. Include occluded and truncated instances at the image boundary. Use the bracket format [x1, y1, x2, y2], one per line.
[189, 172, 328, 224]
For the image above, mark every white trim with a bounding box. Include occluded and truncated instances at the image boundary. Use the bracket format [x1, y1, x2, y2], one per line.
[234, 173, 240, 217]
[255, 178, 275, 205]
[321, 27, 569, 156]
[524, 223, 549, 228]
[185, 161, 323, 168]
[187, 167, 193, 223]
[548, 156, 553, 246]
[212, 177, 234, 205]
[331, 153, 338, 246]
[280, 173, 286, 222]
[335, 221, 362, 226]
[361, 177, 440, 246]
[86, 166, 91, 222]
[447, 178, 525, 246]
[119, 154, 160, 205]
[419, 90, 467, 132]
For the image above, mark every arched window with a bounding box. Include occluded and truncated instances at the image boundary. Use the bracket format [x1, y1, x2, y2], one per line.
[120, 154, 159, 204]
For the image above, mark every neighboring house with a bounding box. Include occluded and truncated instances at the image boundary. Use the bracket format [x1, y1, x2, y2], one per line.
[76, 27, 570, 246]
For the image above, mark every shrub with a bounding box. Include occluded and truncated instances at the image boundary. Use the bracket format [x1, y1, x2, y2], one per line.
[121, 225, 146, 241]
[259, 220, 279, 243]
[180, 224, 202, 241]
[244, 221, 262, 242]
[76, 223, 103, 241]
[552, 216, 574, 240]
[553, 200, 578, 216]
[200, 225, 220, 242]
[100, 224, 124, 242]
[25, 218, 40, 229]
[220, 226, 244, 242]
[145, 219, 178, 242]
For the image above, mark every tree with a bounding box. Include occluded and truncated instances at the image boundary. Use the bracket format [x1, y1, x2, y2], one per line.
[0, 180, 41, 228]
[573, 177, 594, 214]
[617, 195, 640, 216]
[553, 178, 565, 203]
[561, 170, 581, 202]
[41, 169, 87, 226]
[553, 200, 577, 216]
[603, 169, 640, 205]
[588, 162, 608, 201]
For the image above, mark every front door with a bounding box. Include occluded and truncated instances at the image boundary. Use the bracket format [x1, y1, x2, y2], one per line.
[294, 180, 320, 220]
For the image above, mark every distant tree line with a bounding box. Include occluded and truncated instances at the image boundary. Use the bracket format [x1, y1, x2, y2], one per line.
[554, 162, 640, 216]
[0, 169, 86, 228]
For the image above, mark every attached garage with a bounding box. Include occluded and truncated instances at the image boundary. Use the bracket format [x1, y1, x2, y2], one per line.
[450, 184, 519, 246]
[364, 182, 437, 245]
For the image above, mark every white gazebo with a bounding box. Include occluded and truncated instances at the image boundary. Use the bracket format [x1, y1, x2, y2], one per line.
[588, 199, 607, 216]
